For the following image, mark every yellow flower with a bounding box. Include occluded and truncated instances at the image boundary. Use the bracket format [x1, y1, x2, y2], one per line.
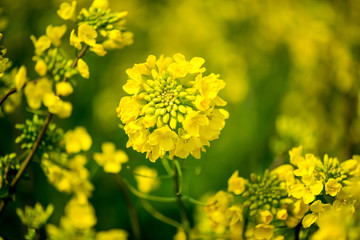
[70, 30, 82, 50]
[77, 59, 89, 79]
[258, 210, 273, 224]
[254, 224, 274, 240]
[276, 209, 288, 220]
[65, 198, 96, 229]
[64, 127, 92, 153]
[43, 93, 72, 118]
[90, 0, 109, 10]
[94, 142, 128, 173]
[46, 24, 67, 47]
[289, 176, 323, 204]
[90, 43, 107, 56]
[57, 1, 77, 20]
[14, 65, 27, 90]
[35, 60, 47, 76]
[302, 200, 331, 228]
[56, 82, 73, 97]
[96, 229, 128, 240]
[227, 170, 246, 195]
[78, 23, 97, 46]
[117, 55, 228, 161]
[325, 178, 342, 197]
[31, 35, 51, 55]
[134, 166, 160, 193]
[24, 78, 53, 109]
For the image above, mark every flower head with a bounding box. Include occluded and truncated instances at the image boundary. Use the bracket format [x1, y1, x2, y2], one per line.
[94, 142, 128, 173]
[117, 54, 228, 162]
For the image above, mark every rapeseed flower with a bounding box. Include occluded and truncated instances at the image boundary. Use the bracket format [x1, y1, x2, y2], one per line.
[134, 165, 159, 193]
[117, 54, 228, 162]
[64, 126, 92, 154]
[94, 142, 128, 173]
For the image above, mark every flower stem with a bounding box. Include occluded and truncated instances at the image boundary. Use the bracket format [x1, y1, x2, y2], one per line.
[141, 200, 182, 229]
[114, 174, 141, 240]
[172, 157, 191, 239]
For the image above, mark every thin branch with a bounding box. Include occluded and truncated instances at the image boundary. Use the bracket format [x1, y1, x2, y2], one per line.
[141, 200, 182, 229]
[0, 87, 16, 107]
[114, 174, 141, 240]
[172, 158, 191, 239]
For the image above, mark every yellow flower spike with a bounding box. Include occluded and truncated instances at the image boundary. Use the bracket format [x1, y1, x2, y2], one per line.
[325, 178, 342, 197]
[46, 24, 67, 47]
[96, 229, 128, 240]
[24, 78, 53, 109]
[78, 23, 97, 46]
[90, 43, 107, 56]
[94, 142, 128, 173]
[56, 82, 73, 97]
[43, 93, 72, 118]
[14, 65, 27, 90]
[65, 198, 96, 229]
[35, 60, 47, 76]
[30, 35, 51, 55]
[227, 170, 246, 195]
[90, 0, 109, 10]
[70, 30, 82, 50]
[77, 58, 89, 79]
[118, 54, 228, 161]
[134, 165, 160, 193]
[64, 126, 92, 154]
[57, 1, 77, 20]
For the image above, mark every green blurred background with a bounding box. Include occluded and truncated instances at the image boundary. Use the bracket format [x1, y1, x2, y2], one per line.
[0, 0, 360, 239]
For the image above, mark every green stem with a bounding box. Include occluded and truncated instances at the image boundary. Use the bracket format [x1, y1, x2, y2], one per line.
[141, 200, 182, 229]
[114, 174, 141, 240]
[123, 178, 176, 203]
[161, 156, 174, 177]
[172, 157, 191, 239]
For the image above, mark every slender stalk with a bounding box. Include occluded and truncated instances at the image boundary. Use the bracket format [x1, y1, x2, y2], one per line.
[141, 200, 182, 229]
[172, 158, 191, 239]
[0, 45, 89, 216]
[114, 174, 141, 240]
[123, 178, 176, 202]
[295, 223, 301, 240]
[0, 87, 16, 107]
[0, 113, 53, 216]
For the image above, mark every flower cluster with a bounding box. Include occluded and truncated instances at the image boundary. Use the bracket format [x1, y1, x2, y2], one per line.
[117, 54, 228, 162]
[198, 147, 360, 239]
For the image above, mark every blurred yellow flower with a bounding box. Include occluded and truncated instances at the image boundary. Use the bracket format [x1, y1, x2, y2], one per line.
[90, 0, 109, 10]
[227, 170, 246, 195]
[24, 78, 53, 109]
[56, 82, 73, 97]
[302, 200, 331, 228]
[77, 58, 89, 79]
[14, 65, 27, 90]
[43, 93, 72, 118]
[46, 24, 67, 47]
[276, 209, 288, 220]
[16, 203, 54, 229]
[117, 54, 228, 162]
[65, 198, 96, 229]
[78, 23, 97, 46]
[94, 142, 128, 173]
[70, 30, 82, 50]
[254, 224, 274, 240]
[134, 165, 159, 193]
[57, 1, 77, 20]
[258, 210, 273, 225]
[64, 126, 92, 153]
[30, 35, 51, 55]
[325, 178, 342, 197]
[90, 43, 107, 56]
[96, 229, 128, 240]
[35, 60, 47, 76]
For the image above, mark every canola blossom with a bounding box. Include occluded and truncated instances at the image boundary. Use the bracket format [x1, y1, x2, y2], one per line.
[117, 54, 229, 162]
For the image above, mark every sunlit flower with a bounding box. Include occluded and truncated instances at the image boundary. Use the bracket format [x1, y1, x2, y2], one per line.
[78, 23, 97, 46]
[325, 178, 342, 197]
[227, 170, 246, 195]
[65, 198, 96, 229]
[46, 24, 67, 47]
[14, 65, 27, 90]
[31, 35, 51, 55]
[302, 200, 331, 228]
[35, 60, 47, 76]
[56, 82, 73, 97]
[77, 59, 89, 79]
[43, 93, 72, 118]
[117, 54, 228, 162]
[24, 78, 53, 109]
